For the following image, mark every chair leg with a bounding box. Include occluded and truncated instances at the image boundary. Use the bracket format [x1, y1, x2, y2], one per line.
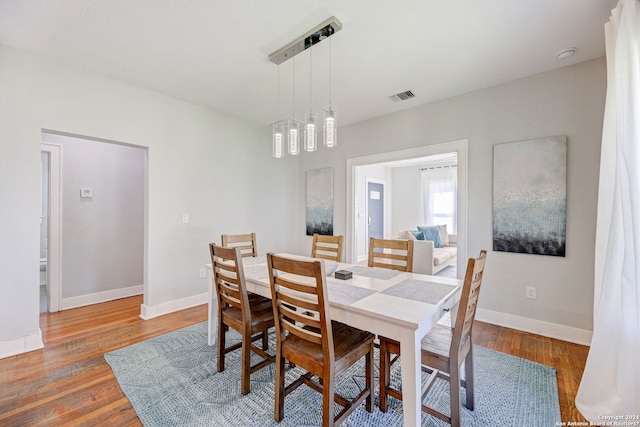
[450, 365, 461, 427]
[241, 334, 251, 395]
[365, 343, 374, 412]
[464, 347, 474, 410]
[323, 373, 335, 427]
[217, 320, 226, 373]
[274, 351, 285, 422]
[379, 340, 390, 413]
[261, 329, 269, 351]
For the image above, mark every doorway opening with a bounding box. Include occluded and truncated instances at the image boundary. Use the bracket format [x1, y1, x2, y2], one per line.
[347, 140, 468, 278]
[41, 131, 147, 313]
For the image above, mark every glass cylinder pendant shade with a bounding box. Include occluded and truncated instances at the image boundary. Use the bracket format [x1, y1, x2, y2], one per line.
[323, 108, 337, 148]
[287, 118, 302, 156]
[304, 113, 317, 152]
[272, 121, 285, 158]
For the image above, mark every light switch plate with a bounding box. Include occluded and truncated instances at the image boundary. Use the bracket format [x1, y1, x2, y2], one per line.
[526, 286, 537, 300]
[80, 188, 93, 198]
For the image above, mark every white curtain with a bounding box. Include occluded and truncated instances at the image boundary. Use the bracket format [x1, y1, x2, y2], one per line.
[576, 0, 640, 421]
[421, 166, 457, 233]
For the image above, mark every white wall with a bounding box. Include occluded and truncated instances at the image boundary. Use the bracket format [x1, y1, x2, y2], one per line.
[0, 44, 298, 358]
[391, 164, 424, 234]
[297, 58, 605, 340]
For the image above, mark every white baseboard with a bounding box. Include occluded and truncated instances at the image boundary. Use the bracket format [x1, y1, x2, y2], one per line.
[0, 329, 44, 359]
[476, 308, 592, 346]
[140, 292, 208, 320]
[61, 285, 143, 311]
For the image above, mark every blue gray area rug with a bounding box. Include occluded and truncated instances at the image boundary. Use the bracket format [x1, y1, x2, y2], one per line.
[105, 322, 560, 426]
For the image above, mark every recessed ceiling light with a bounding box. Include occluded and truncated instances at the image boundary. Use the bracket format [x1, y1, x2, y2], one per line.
[557, 48, 577, 60]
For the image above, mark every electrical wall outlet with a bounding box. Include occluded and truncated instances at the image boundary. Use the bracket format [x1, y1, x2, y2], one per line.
[526, 286, 537, 300]
[199, 268, 206, 278]
[182, 213, 190, 224]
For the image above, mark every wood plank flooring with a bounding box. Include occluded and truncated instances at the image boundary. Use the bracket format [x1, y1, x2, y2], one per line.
[0, 296, 588, 426]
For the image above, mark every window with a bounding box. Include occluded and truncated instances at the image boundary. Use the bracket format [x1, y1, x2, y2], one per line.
[421, 164, 457, 233]
[432, 190, 455, 232]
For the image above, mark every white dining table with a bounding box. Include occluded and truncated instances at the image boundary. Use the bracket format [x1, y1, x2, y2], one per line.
[206, 254, 462, 427]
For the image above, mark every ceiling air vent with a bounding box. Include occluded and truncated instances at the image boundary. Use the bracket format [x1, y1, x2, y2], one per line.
[389, 90, 415, 102]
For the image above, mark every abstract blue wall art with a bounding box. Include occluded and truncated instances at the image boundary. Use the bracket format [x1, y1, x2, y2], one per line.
[306, 167, 334, 236]
[493, 136, 567, 256]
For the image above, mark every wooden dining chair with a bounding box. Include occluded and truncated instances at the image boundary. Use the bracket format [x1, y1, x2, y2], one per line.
[311, 233, 343, 262]
[378, 250, 487, 427]
[221, 232, 258, 258]
[209, 243, 274, 395]
[267, 253, 375, 427]
[368, 237, 414, 272]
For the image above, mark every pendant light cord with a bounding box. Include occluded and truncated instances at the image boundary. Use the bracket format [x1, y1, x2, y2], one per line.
[309, 45, 313, 115]
[329, 37, 332, 109]
[277, 64, 280, 120]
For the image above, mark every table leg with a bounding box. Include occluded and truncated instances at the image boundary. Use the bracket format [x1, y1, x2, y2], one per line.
[207, 270, 217, 346]
[399, 330, 422, 427]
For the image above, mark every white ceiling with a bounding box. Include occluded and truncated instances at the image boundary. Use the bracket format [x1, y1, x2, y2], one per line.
[0, 0, 615, 127]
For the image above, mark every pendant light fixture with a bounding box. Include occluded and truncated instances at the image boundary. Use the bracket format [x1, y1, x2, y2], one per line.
[273, 121, 284, 158]
[287, 57, 302, 156]
[269, 17, 341, 158]
[323, 36, 337, 148]
[304, 45, 317, 152]
[287, 116, 302, 155]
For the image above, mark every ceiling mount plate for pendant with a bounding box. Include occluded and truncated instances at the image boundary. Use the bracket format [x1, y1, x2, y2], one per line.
[268, 16, 342, 65]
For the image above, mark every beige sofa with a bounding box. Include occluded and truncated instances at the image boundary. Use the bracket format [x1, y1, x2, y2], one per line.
[398, 229, 457, 275]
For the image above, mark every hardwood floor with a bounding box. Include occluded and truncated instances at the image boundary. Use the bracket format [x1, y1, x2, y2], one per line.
[0, 296, 588, 426]
[473, 321, 589, 424]
[0, 296, 206, 427]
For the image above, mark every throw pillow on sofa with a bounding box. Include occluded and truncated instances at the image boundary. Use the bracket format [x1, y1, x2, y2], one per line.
[417, 225, 443, 248]
[438, 224, 450, 247]
[399, 229, 418, 240]
[408, 229, 425, 240]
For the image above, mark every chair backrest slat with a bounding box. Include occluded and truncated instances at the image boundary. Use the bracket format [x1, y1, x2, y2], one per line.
[215, 262, 238, 274]
[215, 267, 239, 284]
[221, 233, 258, 258]
[311, 234, 343, 262]
[279, 305, 322, 332]
[368, 237, 414, 272]
[275, 277, 317, 295]
[218, 277, 242, 308]
[278, 291, 319, 312]
[283, 319, 324, 345]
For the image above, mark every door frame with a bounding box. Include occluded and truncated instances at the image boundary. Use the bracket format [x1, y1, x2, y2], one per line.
[346, 140, 468, 278]
[41, 143, 62, 312]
